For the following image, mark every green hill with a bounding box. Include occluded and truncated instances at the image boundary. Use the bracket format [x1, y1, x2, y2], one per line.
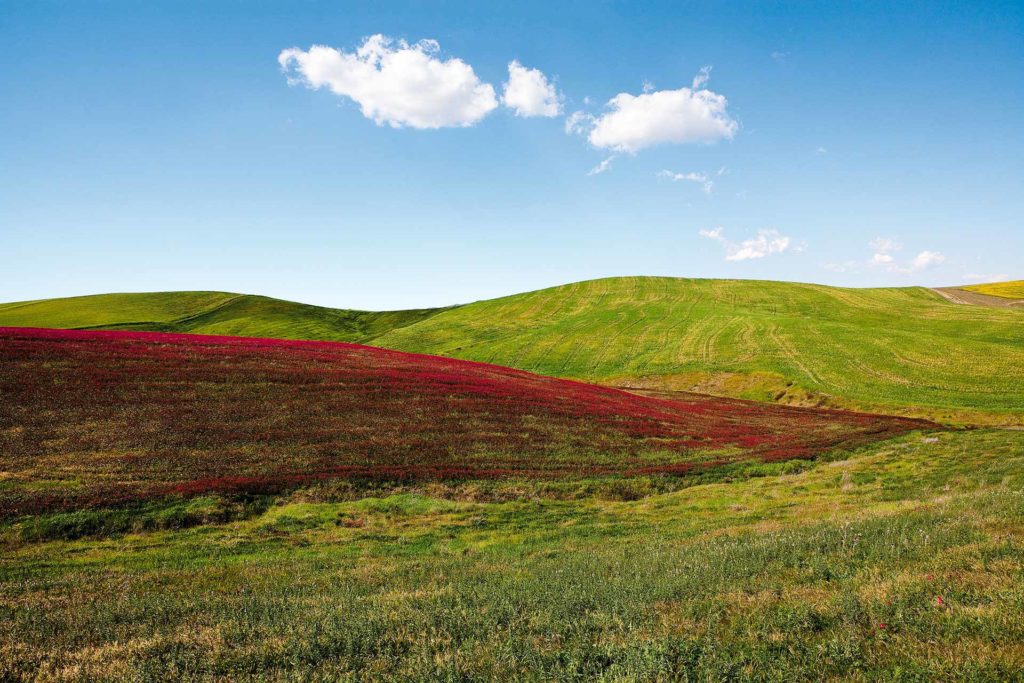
[3, 277, 1023, 421]
[0, 291, 447, 344]
[373, 277, 1024, 421]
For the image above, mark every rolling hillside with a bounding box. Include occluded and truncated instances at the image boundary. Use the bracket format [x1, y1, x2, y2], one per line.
[3, 278, 1023, 421]
[375, 277, 1024, 421]
[0, 327, 929, 518]
[0, 291, 445, 343]
[3, 326, 1018, 680]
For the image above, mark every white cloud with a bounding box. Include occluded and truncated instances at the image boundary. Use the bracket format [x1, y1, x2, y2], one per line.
[278, 35, 498, 129]
[564, 110, 595, 136]
[729, 230, 792, 261]
[700, 227, 793, 261]
[658, 169, 713, 194]
[869, 237, 903, 254]
[501, 60, 562, 117]
[581, 69, 738, 153]
[823, 260, 861, 273]
[815, 146, 828, 155]
[963, 273, 1010, 283]
[691, 66, 711, 90]
[587, 156, 615, 176]
[910, 250, 946, 271]
[771, 51, 789, 63]
[866, 237, 946, 273]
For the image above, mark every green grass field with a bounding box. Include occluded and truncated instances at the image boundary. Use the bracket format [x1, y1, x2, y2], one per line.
[0, 291, 445, 343]
[376, 277, 1024, 422]
[962, 280, 1024, 299]
[3, 429, 1022, 680]
[3, 277, 1023, 422]
[3, 283, 1023, 680]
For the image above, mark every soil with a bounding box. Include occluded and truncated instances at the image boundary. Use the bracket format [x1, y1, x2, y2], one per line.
[930, 287, 1024, 309]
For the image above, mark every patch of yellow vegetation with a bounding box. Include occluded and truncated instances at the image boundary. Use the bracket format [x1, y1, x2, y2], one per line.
[962, 280, 1024, 299]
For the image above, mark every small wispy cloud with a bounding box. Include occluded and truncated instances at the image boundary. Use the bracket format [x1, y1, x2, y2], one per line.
[868, 237, 945, 273]
[691, 66, 712, 90]
[869, 237, 903, 253]
[700, 227, 795, 261]
[963, 272, 1010, 283]
[770, 51, 788, 63]
[909, 251, 946, 271]
[823, 261, 860, 274]
[587, 155, 615, 176]
[658, 170, 713, 194]
[564, 110, 594, 136]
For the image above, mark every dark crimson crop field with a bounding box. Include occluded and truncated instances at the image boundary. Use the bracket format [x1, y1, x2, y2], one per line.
[0, 327, 932, 517]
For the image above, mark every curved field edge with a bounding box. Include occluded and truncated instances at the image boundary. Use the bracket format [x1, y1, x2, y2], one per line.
[373, 277, 1024, 424]
[2, 429, 1022, 680]
[4, 277, 1023, 424]
[0, 326, 932, 518]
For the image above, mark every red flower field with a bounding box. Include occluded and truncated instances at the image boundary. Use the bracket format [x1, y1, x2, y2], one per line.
[0, 327, 933, 516]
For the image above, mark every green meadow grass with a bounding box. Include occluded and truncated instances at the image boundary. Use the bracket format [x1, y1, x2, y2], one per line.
[962, 280, 1024, 299]
[0, 291, 445, 343]
[3, 277, 1023, 421]
[2, 429, 1023, 681]
[376, 277, 1024, 421]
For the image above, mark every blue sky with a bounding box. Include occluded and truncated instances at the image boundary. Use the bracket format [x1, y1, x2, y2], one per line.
[2, 1, 1022, 309]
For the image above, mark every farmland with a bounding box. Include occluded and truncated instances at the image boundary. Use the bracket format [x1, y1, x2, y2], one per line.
[0, 327, 927, 520]
[0, 313, 1021, 681]
[3, 425, 1022, 680]
[0, 292, 445, 343]
[6, 1, 1020, 677]
[962, 280, 1024, 300]
[3, 278, 1023, 422]
[376, 277, 1024, 422]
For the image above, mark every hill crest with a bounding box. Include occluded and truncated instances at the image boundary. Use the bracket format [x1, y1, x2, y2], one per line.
[2, 276, 1022, 422]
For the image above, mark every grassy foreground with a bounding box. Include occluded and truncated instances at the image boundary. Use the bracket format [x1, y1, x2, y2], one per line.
[2, 429, 1022, 681]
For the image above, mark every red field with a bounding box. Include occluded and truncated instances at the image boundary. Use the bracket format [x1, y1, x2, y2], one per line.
[0, 327, 933, 516]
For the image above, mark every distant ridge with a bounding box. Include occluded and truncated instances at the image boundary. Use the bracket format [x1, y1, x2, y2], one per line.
[2, 277, 1022, 422]
[0, 291, 449, 344]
